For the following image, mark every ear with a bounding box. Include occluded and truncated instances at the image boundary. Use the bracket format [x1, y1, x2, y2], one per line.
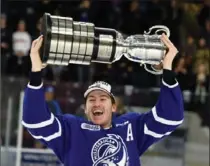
[84, 105, 88, 115]
[112, 104, 117, 113]
[84, 105, 91, 121]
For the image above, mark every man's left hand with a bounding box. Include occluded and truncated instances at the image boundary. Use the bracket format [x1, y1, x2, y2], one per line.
[161, 33, 178, 70]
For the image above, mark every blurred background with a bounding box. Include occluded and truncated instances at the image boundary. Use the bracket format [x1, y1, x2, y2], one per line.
[1, 0, 209, 166]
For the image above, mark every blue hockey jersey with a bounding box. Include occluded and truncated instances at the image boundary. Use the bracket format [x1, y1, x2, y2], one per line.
[22, 79, 184, 166]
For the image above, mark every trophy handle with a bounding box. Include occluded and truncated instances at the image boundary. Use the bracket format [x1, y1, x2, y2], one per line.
[123, 52, 164, 75]
[144, 25, 170, 37]
[142, 64, 163, 75]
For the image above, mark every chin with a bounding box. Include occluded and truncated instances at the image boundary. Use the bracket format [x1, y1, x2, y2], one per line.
[92, 120, 104, 126]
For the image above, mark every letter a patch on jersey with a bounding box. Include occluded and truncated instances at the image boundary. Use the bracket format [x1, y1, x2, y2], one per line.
[126, 123, 134, 141]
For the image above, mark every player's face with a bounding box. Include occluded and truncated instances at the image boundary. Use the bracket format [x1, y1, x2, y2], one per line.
[85, 90, 116, 128]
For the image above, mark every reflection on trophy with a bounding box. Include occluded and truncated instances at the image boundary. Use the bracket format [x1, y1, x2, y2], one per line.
[40, 13, 170, 74]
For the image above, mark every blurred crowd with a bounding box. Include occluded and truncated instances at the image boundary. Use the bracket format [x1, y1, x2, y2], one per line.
[1, 0, 210, 89]
[1, 0, 210, 148]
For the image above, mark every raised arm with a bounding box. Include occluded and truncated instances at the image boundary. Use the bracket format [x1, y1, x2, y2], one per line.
[135, 34, 184, 155]
[21, 36, 74, 163]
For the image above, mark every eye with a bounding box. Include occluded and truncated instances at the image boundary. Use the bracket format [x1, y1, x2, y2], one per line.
[100, 98, 106, 101]
[89, 99, 95, 102]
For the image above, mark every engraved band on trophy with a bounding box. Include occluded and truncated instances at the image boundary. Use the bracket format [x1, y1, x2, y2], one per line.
[40, 13, 170, 74]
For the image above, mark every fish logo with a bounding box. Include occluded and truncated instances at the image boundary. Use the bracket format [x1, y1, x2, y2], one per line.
[91, 134, 129, 166]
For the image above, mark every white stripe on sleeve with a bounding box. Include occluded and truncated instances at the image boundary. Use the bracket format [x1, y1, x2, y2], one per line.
[144, 124, 172, 138]
[152, 107, 183, 126]
[22, 113, 54, 128]
[28, 118, 62, 141]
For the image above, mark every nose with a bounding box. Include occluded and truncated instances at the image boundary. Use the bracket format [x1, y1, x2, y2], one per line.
[93, 98, 101, 107]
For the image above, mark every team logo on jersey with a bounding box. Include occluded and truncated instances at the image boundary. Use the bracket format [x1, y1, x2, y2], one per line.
[91, 134, 129, 166]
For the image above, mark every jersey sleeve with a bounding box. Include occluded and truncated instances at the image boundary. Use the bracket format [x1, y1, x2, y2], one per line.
[22, 83, 77, 163]
[134, 78, 184, 156]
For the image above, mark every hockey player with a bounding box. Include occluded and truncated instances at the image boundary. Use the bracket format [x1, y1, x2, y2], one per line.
[22, 33, 184, 166]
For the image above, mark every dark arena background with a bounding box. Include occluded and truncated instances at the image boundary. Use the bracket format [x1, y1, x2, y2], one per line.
[1, 0, 210, 166]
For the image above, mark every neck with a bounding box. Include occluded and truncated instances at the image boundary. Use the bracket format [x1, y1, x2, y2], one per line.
[102, 124, 112, 129]
[101, 120, 112, 129]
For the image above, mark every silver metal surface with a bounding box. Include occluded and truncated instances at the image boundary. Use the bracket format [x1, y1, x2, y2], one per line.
[50, 34, 58, 53]
[42, 13, 170, 74]
[79, 24, 87, 56]
[93, 34, 113, 63]
[57, 18, 65, 54]
[86, 23, 94, 61]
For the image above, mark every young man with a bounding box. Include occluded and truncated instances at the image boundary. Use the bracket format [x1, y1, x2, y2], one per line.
[22, 34, 184, 166]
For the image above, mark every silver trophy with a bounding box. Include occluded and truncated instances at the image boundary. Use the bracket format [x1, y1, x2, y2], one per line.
[40, 13, 170, 74]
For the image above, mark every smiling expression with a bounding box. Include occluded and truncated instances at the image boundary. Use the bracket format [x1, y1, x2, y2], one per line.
[85, 90, 116, 128]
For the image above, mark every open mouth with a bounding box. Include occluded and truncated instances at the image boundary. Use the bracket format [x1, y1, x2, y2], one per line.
[93, 110, 104, 116]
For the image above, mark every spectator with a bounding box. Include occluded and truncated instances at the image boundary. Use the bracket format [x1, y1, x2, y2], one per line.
[197, 0, 210, 28]
[164, 0, 183, 47]
[114, 96, 126, 117]
[194, 38, 210, 72]
[192, 61, 210, 128]
[193, 62, 209, 104]
[1, 1, 209, 93]
[174, 56, 192, 90]
[184, 35, 197, 58]
[45, 86, 62, 115]
[76, 0, 91, 22]
[1, 14, 11, 74]
[8, 19, 31, 76]
[200, 18, 210, 48]
[12, 19, 31, 56]
[181, 2, 200, 39]
[182, 35, 197, 73]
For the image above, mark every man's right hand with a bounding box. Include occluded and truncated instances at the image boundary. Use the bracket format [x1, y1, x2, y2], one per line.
[30, 35, 46, 72]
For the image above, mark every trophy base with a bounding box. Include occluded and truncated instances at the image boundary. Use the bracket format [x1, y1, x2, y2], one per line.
[40, 13, 52, 64]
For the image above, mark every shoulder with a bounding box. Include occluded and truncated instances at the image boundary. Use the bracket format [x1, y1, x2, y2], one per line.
[58, 114, 87, 125]
[113, 112, 147, 129]
[113, 112, 142, 123]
